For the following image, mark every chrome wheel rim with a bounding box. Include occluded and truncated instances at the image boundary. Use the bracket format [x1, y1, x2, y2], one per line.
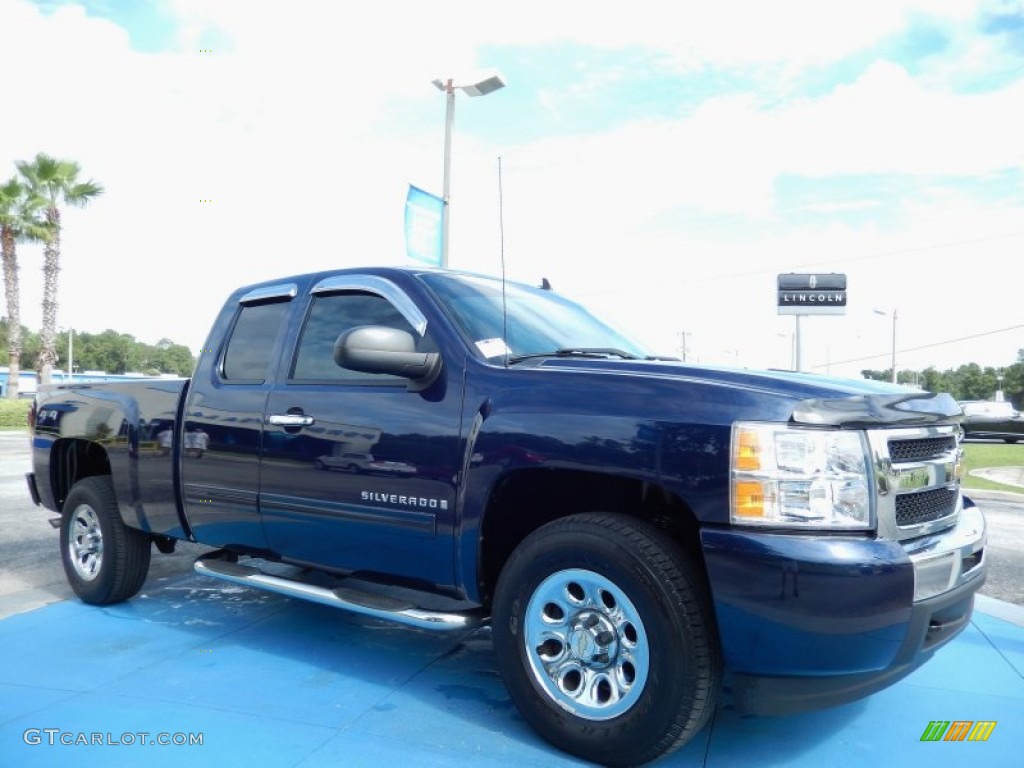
[523, 568, 649, 720]
[68, 504, 103, 582]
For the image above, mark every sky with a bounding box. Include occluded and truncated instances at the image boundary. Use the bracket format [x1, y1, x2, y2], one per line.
[2, 0, 1023, 379]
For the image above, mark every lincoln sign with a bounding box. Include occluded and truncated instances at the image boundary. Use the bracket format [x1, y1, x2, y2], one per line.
[777, 273, 847, 316]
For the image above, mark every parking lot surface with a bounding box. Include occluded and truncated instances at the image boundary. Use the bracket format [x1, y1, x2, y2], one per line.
[0, 570, 1020, 767]
[2, 430, 1021, 765]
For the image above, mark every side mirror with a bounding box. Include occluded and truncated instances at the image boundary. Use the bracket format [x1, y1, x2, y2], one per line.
[334, 326, 442, 392]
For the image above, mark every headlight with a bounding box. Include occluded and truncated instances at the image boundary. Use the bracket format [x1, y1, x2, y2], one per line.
[731, 422, 872, 530]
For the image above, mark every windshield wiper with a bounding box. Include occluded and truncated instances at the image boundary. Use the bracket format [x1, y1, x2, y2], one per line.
[507, 348, 640, 365]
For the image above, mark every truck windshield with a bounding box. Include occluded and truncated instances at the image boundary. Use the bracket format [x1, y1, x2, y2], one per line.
[419, 272, 650, 362]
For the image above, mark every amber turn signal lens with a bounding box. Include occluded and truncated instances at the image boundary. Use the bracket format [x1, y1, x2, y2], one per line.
[733, 481, 765, 518]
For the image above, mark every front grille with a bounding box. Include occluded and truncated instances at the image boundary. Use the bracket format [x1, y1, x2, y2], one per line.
[895, 487, 958, 527]
[868, 425, 962, 541]
[888, 435, 957, 462]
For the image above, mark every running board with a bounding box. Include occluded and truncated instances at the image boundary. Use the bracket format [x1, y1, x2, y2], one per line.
[194, 552, 484, 632]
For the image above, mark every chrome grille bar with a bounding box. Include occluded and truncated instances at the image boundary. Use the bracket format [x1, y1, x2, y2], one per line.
[866, 425, 963, 541]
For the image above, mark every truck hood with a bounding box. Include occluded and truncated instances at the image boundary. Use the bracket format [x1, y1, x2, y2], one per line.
[535, 358, 961, 428]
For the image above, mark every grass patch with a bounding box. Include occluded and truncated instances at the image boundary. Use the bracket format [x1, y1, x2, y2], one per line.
[962, 442, 1024, 493]
[0, 398, 32, 430]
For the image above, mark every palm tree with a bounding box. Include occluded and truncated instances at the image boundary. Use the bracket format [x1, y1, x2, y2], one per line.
[17, 153, 103, 385]
[0, 178, 49, 399]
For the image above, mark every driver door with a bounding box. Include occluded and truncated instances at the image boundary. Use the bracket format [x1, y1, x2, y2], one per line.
[258, 276, 463, 587]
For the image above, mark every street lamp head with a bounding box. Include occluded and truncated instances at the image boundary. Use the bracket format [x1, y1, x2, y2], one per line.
[461, 73, 506, 97]
[432, 71, 506, 97]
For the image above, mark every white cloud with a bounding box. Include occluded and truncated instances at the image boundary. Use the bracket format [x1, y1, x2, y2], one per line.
[492, 58, 1023, 278]
[781, 61, 1024, 176]
[2, 0, 1021, 380]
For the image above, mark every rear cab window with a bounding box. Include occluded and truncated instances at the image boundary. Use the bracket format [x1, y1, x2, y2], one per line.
[219, 283, 297, 383]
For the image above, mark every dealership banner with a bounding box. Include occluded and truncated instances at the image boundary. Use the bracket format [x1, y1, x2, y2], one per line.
[777, 273, 847, 315]
[404, 185, 445, 266]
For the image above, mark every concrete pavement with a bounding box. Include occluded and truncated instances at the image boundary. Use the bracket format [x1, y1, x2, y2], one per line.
[971, 465, 1024, 489]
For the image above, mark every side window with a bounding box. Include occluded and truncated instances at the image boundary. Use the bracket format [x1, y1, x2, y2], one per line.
[291, 292, 420, 382]
[221, 301, 290, 381]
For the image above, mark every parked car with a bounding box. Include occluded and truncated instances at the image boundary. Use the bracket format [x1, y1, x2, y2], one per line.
[314, 452, 416, 474]
[960, 400, 1024, 443]
[314, 451, 377, 472]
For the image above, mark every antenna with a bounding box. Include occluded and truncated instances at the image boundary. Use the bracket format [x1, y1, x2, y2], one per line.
[498, 155, 508, 368]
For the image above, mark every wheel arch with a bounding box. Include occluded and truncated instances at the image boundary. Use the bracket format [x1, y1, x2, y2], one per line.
[473, 468, 705, 608]
[48, 438, 113, 512]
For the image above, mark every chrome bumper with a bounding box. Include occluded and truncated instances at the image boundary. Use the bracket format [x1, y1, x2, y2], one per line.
[905, 503, 986, 602]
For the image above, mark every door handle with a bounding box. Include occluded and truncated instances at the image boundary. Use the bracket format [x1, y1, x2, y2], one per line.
[267, 414, 315, 427]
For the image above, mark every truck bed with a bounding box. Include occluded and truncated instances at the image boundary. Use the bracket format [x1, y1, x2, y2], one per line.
[31, 378, 190, 538]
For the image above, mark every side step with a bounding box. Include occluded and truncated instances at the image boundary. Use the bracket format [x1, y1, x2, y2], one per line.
[194, 551, 485, 632]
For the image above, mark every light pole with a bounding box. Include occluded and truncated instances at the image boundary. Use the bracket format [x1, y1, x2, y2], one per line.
[874, 309, 898, 384]
[432, 72, 506, 267]
[678, 330, 690, 362]
[59, 326, 74, 381]
[777, 332, 796, 371]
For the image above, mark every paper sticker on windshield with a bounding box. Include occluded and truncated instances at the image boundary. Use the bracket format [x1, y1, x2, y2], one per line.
[476, 338, 510, 358]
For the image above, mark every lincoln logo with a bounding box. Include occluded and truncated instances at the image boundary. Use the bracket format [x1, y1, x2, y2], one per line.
[809, 275, 817, 289]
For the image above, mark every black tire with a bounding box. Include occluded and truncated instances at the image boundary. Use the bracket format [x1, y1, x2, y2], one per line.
[1004, 438, 1019, 444]
[492, 513, 721, 767]
[60, 476, 152, 605]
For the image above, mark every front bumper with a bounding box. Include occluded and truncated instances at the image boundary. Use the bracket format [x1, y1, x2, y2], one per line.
[701, 505, 986, 715]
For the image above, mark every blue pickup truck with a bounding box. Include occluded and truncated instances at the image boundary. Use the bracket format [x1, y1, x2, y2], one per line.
[26, 266, 987, 766]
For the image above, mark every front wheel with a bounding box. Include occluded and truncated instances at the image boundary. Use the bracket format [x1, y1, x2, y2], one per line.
[60, 476, 152, 605]
[492, 513, 721, 766]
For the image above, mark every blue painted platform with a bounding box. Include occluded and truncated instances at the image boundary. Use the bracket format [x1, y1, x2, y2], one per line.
[0, 572, 1020, 767]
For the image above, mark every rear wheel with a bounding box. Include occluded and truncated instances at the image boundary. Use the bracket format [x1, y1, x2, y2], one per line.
[60, 476, 152, 605]
[492, 513, 721, 766]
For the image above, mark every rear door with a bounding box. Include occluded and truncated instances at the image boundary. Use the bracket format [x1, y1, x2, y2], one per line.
[258, 275, 465, 587]
[180, 282, 296, 549]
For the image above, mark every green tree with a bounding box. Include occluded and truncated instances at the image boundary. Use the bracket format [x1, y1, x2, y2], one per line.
[16, 153, 103, 386]
[919, 367, 953, 398]
[998, 361, 1024, 409]
[0, 178, 49, 398]
[149, 338, 196, 376]
[52, 329, 195, 376]
[866, 361, 1024, 403]
[0, 319, 41, 374]
[955, 363, 987, 401]
[70, 329, 141, 374]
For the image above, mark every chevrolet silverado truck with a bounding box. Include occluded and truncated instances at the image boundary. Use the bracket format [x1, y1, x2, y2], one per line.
[26, 267, 987, 766]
